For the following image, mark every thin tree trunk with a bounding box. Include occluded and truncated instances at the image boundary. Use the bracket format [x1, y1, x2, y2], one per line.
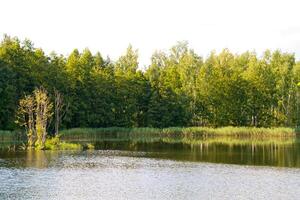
[54, 89, 64, 136]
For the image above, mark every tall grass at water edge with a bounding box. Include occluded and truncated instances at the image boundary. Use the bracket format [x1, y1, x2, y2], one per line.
[0, 130, 25, 141]
[60, 126, 297, 140]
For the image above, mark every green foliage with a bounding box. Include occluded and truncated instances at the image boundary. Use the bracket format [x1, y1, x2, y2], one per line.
[44, 136, 82, 150]
[0, 35, 300, 130]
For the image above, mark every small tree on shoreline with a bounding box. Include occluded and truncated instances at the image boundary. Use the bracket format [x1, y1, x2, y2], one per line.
[16, 87, 53, 149]
[16, 95, 36, 148]
[34, 88, 53, 148]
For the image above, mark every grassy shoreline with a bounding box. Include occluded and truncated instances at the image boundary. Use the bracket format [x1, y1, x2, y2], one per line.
[0, 130, 26, 141]
[60, 127, 298, 140]
[1, 127, 299, 151]
[1, 127, 298, 142]
[0, 126, 300, 141]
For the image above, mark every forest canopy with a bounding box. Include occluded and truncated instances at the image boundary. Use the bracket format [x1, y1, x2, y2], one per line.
[0, 35, 300, 131]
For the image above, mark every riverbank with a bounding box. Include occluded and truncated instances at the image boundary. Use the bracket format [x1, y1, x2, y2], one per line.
[1, 127, 300, 168]
[60, 127, 298, 140]
[1, 127, 298, 150]
[1, 126, 298, 141]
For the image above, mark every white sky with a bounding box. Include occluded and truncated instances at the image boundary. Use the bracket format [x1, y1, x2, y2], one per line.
[1, 0, 300, 67]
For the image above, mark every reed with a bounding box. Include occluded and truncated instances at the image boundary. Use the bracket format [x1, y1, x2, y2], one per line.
[161, 136, 296, 146]
[60, 126, 297, 140]
[0, 130, 26, 141]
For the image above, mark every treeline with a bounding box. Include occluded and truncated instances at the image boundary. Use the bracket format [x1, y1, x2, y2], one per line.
[0, 35, 300, 131]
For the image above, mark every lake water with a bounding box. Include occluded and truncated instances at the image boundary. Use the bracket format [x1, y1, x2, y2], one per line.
[1, 138, 300, 199]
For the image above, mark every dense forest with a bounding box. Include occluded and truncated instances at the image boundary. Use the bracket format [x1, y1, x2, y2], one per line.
[0, 35, 300, 131]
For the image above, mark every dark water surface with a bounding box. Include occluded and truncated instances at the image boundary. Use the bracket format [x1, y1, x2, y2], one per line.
[1, 137, 300, 199]
[90, 138, 300, 168]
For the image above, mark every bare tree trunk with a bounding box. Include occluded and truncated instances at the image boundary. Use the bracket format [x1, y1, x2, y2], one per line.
[54, 89, 64, 136]
[296, 87, 300, 127]
[27, 103, 35, 148]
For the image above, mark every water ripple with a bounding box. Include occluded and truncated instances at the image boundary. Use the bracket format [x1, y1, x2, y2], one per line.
[0, 150, 300, 200]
